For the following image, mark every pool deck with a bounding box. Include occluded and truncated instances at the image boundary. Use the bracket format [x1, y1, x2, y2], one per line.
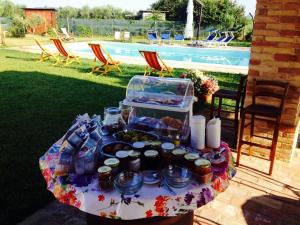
[10, 41, 249, 75]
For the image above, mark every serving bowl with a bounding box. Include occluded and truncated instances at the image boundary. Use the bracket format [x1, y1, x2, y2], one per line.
[162, 165, 192, 188]
[113, 129, 159, 143]
[114, 171, 143, 195]
[100, 141, 132, 158]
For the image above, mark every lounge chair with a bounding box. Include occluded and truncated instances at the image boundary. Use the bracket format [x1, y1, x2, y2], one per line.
[88, 43, 122, 75]
[35, 38, 56, 62]
[204, 32, 235, 47]
[174, 34, 184, 42]
[147, 31, 160, 44]
[52, 28, 64, 39]
[61, 27, 74, 41]
[219, 32, 235, 47]
[139, 50, 173, 77]
[50, 38, 81, 65]
[123, 31, 131, 41]
[201, 35, 227, 47]
[192, 30, 218, 46]
[114, 31, 121, 41]
[161, 31, 171, 44]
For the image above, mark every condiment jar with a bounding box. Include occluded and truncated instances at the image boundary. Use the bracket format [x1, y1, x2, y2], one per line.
[171, 148, 187, 166]
[84, 150, 96, 174]
[98, 166, 113, 191]
[104, 158, 120, 177]
[115, 150, 129, 171]
[150, 141, 162, 151]
[194, 159, 212, 175]
[184, 153, 199, 171]
[128, 150, 141, 172]
[161, 142, 175, 164]
[119, 101, 132, 124]
[133, 142, 145, 154]
[103, 107, 126, 134]
[144, 150, 159, 170]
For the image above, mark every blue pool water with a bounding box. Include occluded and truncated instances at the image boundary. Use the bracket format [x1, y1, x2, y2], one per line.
[79, 41, 250, 67]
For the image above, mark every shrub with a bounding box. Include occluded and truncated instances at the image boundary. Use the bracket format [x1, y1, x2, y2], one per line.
[47, 27, 56, 37]
[9, 16, 26, 37]
[75, 24, 92, 37]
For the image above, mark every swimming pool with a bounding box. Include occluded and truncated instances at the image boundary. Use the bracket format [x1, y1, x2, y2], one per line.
[77, 41, 250, 67]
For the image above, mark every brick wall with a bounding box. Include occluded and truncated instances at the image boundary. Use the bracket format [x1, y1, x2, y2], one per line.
[244, 0, 300, 162]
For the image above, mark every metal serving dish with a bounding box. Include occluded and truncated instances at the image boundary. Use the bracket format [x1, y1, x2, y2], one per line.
[162, 165, 192, 188]
[113, 129, 159, 143]
[99, 141, 132, 158]
[114, 171, 143, 195]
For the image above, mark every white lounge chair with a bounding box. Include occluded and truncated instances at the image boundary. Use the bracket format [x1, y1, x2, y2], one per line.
[123, 31, 131, 41]
[61, 27, 74, 41]
[114, 31, 121, 41]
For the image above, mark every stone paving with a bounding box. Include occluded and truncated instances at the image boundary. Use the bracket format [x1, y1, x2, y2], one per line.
[18, 152, 300, 225]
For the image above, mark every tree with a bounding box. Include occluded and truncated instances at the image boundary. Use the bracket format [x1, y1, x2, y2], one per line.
[26, 14, 45, 34]
[0, 0, 24, 18]
[57, 6, 79, 19]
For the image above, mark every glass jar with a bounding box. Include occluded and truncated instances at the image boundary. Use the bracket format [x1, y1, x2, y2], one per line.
[115, 150, 129, 171]
[171, 148, 187, 166]
[128, 150, 141, 172]
[75, 151, 86, 175]
[98, 166, 113, 191]
[194, 159, 212, 175]
[150, 141, 162, 151]
[133, 141, 145, 153]
[161, 142, 175, 164]
[184, 153, 200, 171]
[119, 101, 132, 124]
[144, 150, 159, 170]
[103, 107, 126, 134]
[104, 158, 120, 176]
[84, 151, 95, 174]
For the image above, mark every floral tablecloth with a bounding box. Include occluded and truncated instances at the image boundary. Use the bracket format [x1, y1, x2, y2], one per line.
[39, 141, 236, 220]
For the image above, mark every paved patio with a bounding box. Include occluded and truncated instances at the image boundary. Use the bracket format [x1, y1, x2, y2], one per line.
[18, 151, 300, 225]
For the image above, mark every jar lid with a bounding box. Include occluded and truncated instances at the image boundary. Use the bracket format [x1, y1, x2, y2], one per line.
[150, 141, 162, 146]
[104, 158, 120, 167]
[194, 159, 211, 167]
[161, 142, 175, 150]
[115, 151, 129, 158]
[184, 153, 199, 161]
[98, 166, 112, 174]
[172, 148, 187, 156]
[105, 107, 121, 115]
[133, 141, 145, 149]
[144, 150, 158, 158]
[128, 150, 140, 158]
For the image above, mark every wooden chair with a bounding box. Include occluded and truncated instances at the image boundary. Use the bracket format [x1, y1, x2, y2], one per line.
[139, 50, 173, 77]
[88, 43, 122, 75]
[34, 38, 55, 62]
[210, 75, 248, 147]
[50, 38, 81, 65]
[236, 79, 289, 175]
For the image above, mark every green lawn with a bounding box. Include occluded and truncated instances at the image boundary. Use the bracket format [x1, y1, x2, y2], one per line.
[0, 49, 242, 224]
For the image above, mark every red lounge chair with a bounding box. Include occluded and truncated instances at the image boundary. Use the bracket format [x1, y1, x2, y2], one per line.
[88, 43, 122, 75]
[139, 50, 173, 77]
[50, 38, 81, 65]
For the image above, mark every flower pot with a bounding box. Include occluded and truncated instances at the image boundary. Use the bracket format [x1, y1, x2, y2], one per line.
[196, 94, 212, 104]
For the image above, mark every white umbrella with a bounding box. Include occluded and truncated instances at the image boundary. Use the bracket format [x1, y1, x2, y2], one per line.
[184, 0, 194, 39]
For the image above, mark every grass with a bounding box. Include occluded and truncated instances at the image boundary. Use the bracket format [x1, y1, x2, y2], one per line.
[0, 48, 242, 224]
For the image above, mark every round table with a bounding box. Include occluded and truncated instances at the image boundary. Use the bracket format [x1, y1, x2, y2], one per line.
[39, 138, 236, 224]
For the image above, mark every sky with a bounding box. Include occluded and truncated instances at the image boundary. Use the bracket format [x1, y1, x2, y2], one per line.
[11, 0, 256, 15]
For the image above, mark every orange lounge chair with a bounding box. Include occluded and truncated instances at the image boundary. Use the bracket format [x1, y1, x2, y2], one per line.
[88, 43, 122, 75]
[34, 38, 55, 62]
[50, 38, 81, 65]
[139, 50, 173, 77]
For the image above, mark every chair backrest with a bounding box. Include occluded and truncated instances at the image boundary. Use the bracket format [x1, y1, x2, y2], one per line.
[148, 32, 158, 40]
[237, 75, 248, 106]
[34, 38, 46, 51]
[124, 31, 130, 40]
[174, 34, 184, 41]
[252, 79, 289, 114]
[215, 36, 226, 42]
[52, 28, 60, 38]
[139, 50, 162, 70]
[61, 28, 70, 38]
[114, 31, 121, 40]
[89, 43, 108, 64]
[161, 31, 171, 40]
[207, 32, 217, 41]
[51, 38, 69, 57]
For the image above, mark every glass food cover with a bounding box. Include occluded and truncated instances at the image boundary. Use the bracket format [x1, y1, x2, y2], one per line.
[124, 76, 195, 141]
[124, 75, 194, 112]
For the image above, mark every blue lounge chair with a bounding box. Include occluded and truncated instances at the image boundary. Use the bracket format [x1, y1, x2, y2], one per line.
[148, 31, 160, 44]
[161, 31, 171, 44]
[174, 34, 184, 41]
[201, 35, 226, 47]
[192, 30, 218, 46]
[219, 32, 235, 46]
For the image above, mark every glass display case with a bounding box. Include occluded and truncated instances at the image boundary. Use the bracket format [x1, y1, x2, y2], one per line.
[124, 76, 195, 142]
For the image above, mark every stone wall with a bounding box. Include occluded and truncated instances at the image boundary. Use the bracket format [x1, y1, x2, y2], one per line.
[244, 0, 300, 162]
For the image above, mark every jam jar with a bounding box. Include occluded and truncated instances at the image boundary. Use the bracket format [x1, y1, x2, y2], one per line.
[184, 153, 200, 171]
[98, 166, 113, 191]
[103, 107, 126, 134]
[119, 101, 132, 124]
[115, 150, 129, 171]
[104, 158, 120, 177]
[194, 159, 212, 184]
[128, 150, 141, 172]
[144, 150, 159, 170]
[133, 142, 145, 154]
[171, 148, 187, 166]
[161, 142, 175, 164]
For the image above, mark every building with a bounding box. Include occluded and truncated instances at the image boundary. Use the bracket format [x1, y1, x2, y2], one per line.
[24, 8, 57, 34]
[137, 10, 167, 21]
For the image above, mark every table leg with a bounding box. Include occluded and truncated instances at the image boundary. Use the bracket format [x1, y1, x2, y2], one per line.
[86, 211, 194, 225]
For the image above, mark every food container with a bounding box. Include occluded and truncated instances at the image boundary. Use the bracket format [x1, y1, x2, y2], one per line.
[115, 150, 129, 171]
[119, 101, 132, 124]
[161, 142, 175, 164]
[150, 141, 162, 150]
[128, 150, 141, 172]
[144, 150, 159, 170]
[194, 159, 212, 175]
[195, 172, 213, 184]
[59, 140, 75, 155]
[104, 158, 120, 176]
[113, 129, 159, 143]
[67, 126, 89, 149]
[114, 171, 143, 195]
[132, 141, 145, 153]
[184, 153, 199, 171]
[98, 166, 113, 191]
[171, 148, 187, 166]
[162, 165, 192, 188]
[100, 141, 132, 158]
[103, 107, 126, 135]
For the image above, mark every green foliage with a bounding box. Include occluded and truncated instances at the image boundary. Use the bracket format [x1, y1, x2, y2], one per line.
[9, 16, 26, 37]
[26, 14, 45, 34]
[75, 24, 93, 37]
[0, 0, 24, 18]
[47, 27, 57, 37]
[152, 0, 187, 21]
